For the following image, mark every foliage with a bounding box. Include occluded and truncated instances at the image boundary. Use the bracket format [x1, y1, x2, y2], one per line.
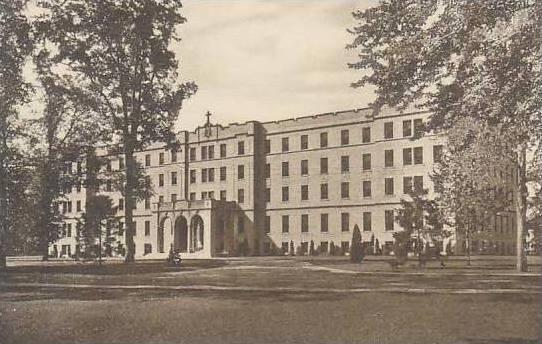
[348, 0, 541, 271]
[0, 0, 34, 269]
[350, 224, 364, 263]
[36, 0, 197, 262]
[77, 195, 120, 263]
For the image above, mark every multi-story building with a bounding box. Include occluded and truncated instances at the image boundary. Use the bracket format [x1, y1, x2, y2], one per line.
[50, 107, 517, 259]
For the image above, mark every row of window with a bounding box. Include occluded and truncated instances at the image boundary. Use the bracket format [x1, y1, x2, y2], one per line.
[266, 118, 424, 154]
[266, 210, 396, 234]
[189, 142, 244, 161]
[62, 220, 152, 238]
[268, 176, 425, 203]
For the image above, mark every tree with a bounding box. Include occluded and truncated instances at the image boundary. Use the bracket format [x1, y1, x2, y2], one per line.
[350, 224, 363, 263]
[309, 240, 315, 256]
[432, 118, 516, 264]
[0, 0, 33, 270]
[289, 240, 294, 256]
[77, 195, 119, 265]
[395, 189, 446, 268]
[348, 1, 541, 271]
[37, 0, 197, 262]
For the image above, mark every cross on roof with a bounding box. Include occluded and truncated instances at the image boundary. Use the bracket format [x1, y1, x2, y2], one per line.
[205, 111, 212, 126]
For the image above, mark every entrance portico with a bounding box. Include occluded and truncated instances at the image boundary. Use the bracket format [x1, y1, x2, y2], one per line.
[155, 199, 236, 258]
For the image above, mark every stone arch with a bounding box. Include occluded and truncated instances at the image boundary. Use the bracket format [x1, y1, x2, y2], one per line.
[190, 215, 204, 252]
[174, 216, 188, 253]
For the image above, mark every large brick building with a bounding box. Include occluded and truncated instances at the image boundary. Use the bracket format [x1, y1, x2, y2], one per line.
[50, 107, 517, 259]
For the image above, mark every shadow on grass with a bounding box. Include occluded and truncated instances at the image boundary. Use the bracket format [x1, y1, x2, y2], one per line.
[0, 285, 347, 303]
[461, 339, 541, 344]
[3, 259, 227, 276]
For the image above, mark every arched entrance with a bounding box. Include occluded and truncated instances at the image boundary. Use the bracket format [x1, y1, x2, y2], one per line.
[158, 217, 172, 253]
[190, 215, 204, 252]
[174, 216, 188, 252]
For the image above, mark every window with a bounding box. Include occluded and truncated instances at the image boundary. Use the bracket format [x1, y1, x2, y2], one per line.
[158, 195, 164, 203]
[414, 119, 424, 137]
[320, 157, 328, 174]
[119, 198, 124, 211]
[159, 174, 164, 187]
[171, 149, 177, 163]
[320, 132, 328, 148]
[264, 140, 271, 154]
[145, 154, 151, 166]
[433, 145, 443, 163]
[301, 185, 309, 201]
[282, 215, 289, 233]
[341, 129, 349, 145]
[362, 180, 371, 198]
[220, 190, 227, 201]
[320, 183, 328, 200]
[265, 188, 271, 202]
[320, 241, 329, 253]
[403, 148, 413, 165]
[220, 144, 227, 158]
[384, 149, 394, 167]
[208, 168, 215, 182]
[265, 163, 270, 178]
[403, 177, 413, 194]
[341, 156, 350, 173]
[76, 201, 81, 212]
[282, 162, 289, 177]
[363, 212, 371, 232]
[238, 165, 245, 180]
[67, 223, 72, 237]
[301, 214, 309, 233]
[132, 221, 137, 236]
[171, 193, 177, 202]
[189, 192, 196, 201]
[76, 182, 81, 193]
[145, 197, 150, 210]
[106, 160, 112, 172]
[362, 127, 371, 143]
[77, 161, 82, 174]
[145, 221, 151, 236]
[320, 213, 328, 232]
[300, 135, 308, 150]
[265, 216, 271, 233]
[159, 152, 165, 165]
[403, 120, 412, 137]
[208, 191, 214, 200]
[385, 210, 394, 231]
[414, 176, 424, 192]
[384, 122, 394, 139]
[282, 186, 289, 202]
[208, 146, 214, 159]
[238, 141, 245, 155]
[171, 172, 177, 185]
[238, 189, 244, 203]
[119, 157, 125, 170]
[301, 159, 309, 175]
[362, 153, 371, 171]
[201, 146, 207, 160]
[414, 147, 423, 164]
[282, 137, 289, 152]
[220, 166, 227, 181]
[341, 182, 350, 199]
[281, 242, 289, 253]
[190, 148, 196, 161]
[385, 178, 394, 195]
[190, 170, 196, 184]
[202, 168, 208, 183]
[341, 213, 350, 232]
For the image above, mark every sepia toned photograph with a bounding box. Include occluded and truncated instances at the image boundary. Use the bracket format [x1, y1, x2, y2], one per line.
[0, 1, 540, 343]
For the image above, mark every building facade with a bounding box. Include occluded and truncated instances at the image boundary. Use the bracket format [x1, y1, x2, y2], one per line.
[50, 108, 517, 259]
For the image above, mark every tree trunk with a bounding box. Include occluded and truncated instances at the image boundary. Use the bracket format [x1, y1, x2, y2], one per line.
[124, 144, 136, 263]
[515, 146, 528, 272]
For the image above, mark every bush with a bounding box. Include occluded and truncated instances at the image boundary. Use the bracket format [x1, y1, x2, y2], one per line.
[350, 225, 364, 263]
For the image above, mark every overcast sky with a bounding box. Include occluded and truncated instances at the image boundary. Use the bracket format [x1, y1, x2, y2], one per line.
[176, 0, 377, 131]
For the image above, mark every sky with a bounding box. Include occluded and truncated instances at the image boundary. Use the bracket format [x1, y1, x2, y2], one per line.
[175, 0, 378, 131]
